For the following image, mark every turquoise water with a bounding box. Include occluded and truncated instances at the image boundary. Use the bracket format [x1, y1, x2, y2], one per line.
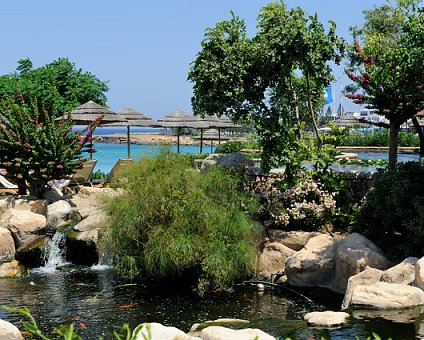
[88, 143, 214, 174]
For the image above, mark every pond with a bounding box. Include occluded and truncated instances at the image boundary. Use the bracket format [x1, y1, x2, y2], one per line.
[0, 264, 421, 339]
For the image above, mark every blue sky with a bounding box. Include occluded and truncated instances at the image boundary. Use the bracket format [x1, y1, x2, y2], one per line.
[1, 1, 394, 119]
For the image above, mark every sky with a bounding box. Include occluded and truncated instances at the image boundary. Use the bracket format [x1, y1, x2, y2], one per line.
[0, 0, 393, 119]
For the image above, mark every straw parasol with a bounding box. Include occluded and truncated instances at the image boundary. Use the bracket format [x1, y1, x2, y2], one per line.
[56, 100, 127, 159]
[332, 113, 371, 128]
[157, 109, 208, 153]
[194, 128, 230, 153]
[104, 107, 157, 159]
[197, 115, 241, 149]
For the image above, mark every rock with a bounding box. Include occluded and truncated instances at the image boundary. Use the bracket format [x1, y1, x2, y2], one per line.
[66, 195, 95, 218]
[0, 319, 23, 340]
[77, 186, 124, 198]
[189, 319, 249, 333]
[0, 227, 15, 262]
[304, 311, 350, 327]
[77, 229, 99, 243]
[268, 230, 320, 251]
[415, 257, 424, 290]
[0, 209, 46, 249]
[41, 186, 64, 203]
[0, 196, 48, 216]
[0, 260, 27, 277]
[74, 209, 109, 232]
[200, 326, 275, 340]
[353, 306, 423, 323]
[285, 234, 338, 289]
[341, 267, 382, 310]
[46, 200, 72, 230]
[350, 282, 424, 309]
[133, 322, 197, 340]
[333, 233, 389, 293]
[381, 257, 418, 285]
[201, 153, 254, 174]
[259, 242, 295, 277]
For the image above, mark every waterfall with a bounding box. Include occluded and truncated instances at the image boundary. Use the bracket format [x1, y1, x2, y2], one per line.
[32, 232, 68, 273]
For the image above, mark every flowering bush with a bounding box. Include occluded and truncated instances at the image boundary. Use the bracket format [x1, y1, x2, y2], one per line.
[253, 172, 338, 231]
[0, 96, 101, 195]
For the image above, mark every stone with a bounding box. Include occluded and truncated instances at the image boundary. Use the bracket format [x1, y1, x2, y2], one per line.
[333, 233, 389, 293]
[381, 257, 418, 285]
[350, 282, 424, 309]
[133, 322, 198, 340]
[353, 306, 423, 323]
[46, 200, 72, 230]
[189, 319, 249, 333]
[268, 230, 320, 251]
[0, 196, 48, 216]
[258, 242, 295, 276]
[77, 186, 124, 198]
[341, 267, 382, 310]
[0, 227, 15, 262]
[66, 195, 95, 219]
[415, 257, 424, 290]
[304, 311, 350, 327]
[201, 153, 254, 174]
[285, 234, 339, 289]
[41, 186, 64, 203]
[77, 229, 99, 243]
[0, 209, 46, 249]
[0, 260, 26, 277]
[0, 319, 23, 340]
[74, 209, 109, 232]
[200, 326, 276, 340]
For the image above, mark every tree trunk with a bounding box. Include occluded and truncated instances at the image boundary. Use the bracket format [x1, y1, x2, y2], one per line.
[17, 180, 27, 195]
[412, 117, 424, 155]
[305, 73, 321, 146]
[388, 120, 400, 169]
[29, 180, 48, 198]
[288, 77, 302, 140]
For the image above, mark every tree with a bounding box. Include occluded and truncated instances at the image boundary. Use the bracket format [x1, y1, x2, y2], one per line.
[345, 1, 424, 168]
[0, 95, 100, 196]
[188, 1, 345, 175]
[0, 58, 109, 116]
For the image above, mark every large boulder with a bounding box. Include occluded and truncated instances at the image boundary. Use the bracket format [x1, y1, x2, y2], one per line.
[201, 153, 254, 174]
[350, 282, 424, 309]
[0, 227, 15, 262]
[333, 233, 389, 293]
[0, 260, 27, 278]
[381, 257, 418, 285]
[46, 200, 72, 230]
[259, 242, 295, 278]
[0, 209, 46, 249]
[133, 322, 198, 340]
[415, 257, 424, 290]
[0, 319, 23, 340]
[267, 230, 320, 251]
[73, 209, 109, 233]
[341, 267, 383, 310]
[0, 196, 48, 216]
[285, 234, 339, 289]
[66, 195, 95, 219]
[304, 311, 350, 327]
[200, 326, 275, 340]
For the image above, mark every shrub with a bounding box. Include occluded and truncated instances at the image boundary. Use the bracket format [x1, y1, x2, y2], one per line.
[341, 129, 419, 147]
[101, 152, 260, 293]
[351, 161, 424, 259]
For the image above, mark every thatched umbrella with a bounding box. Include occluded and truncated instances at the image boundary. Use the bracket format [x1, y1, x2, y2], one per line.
[104, 107, 157, 159]
[194, 128, 230, 153]
[332, 113, 371, 128]
[56, 101, 127, 158]
[157, 109, 208, 153]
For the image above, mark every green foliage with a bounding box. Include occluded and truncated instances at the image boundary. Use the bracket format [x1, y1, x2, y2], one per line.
[341, 129, 419, 147]
[321, 123, 350, 147]
[0, 58, 109, 116]
[102, 152, 260, 292]
[352, 161, 424, 259]
[188, 1, 345, 171]
[0, 97, 98, 195]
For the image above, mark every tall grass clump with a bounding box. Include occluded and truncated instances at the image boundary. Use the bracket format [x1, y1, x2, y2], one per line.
[342, 129, 419, 147]
[101, 152, 260, 293]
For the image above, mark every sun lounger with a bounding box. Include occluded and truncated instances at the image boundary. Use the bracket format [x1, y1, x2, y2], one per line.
[107, 158, 133, 182]
[69, 159, 98, 186]
[0, 174, 17, 189]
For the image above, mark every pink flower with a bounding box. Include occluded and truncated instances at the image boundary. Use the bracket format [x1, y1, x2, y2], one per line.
[57, 164, 64, 169]
[24, 143, 31, 149]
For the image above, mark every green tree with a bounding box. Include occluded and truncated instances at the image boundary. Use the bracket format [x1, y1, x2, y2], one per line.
[0, 96, 100, 196]
[345, 0, 424, 168]
[0, 58, 109, 116]
[188, 1, 345, 176]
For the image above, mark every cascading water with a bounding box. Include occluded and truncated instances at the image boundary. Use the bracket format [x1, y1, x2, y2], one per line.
[31, 232, 68, 273]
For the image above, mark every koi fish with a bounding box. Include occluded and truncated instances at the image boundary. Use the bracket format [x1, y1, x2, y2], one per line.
[118, 304, 136, 309]
[79, 322, 88, 329]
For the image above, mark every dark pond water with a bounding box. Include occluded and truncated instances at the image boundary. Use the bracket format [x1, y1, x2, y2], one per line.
[0, 266, 421, 339]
